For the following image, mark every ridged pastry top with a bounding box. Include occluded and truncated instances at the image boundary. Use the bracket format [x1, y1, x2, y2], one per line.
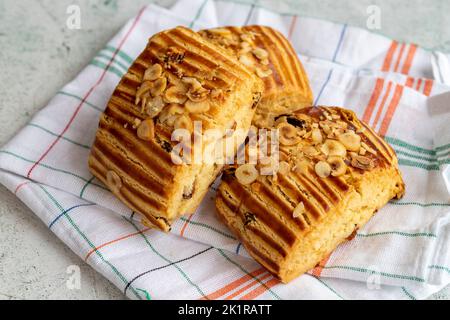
[89, 26, 263, 230]
[199, 25, 314, 123]
[216, 106, 404, 274]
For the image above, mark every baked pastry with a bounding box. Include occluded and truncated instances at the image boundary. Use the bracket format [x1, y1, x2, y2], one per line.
[89, 26, 264, 231]
[215, 106, 405, 283]
[199, 26, 313, 126]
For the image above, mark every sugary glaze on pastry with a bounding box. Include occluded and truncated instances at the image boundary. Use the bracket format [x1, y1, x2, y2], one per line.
[89, 26, 264, 231]
[215, 106, 405, 283]
[199, 25, 314, 126]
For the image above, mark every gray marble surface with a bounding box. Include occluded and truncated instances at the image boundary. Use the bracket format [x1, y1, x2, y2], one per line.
[0, 0, 448, 300]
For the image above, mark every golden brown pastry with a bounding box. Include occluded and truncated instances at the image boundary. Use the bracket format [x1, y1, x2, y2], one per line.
[89, 26, 264, 231]
[215, 106, 405, 283]
[199, 25, 313, 126]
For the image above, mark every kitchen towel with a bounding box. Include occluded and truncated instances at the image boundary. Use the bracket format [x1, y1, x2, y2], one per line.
[0, 0, 449, 300]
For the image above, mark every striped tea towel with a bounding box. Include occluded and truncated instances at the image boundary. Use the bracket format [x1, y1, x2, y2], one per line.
[0, 0, 449, 300]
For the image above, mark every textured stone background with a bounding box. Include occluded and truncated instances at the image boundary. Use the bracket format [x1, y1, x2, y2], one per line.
[0, 0, 448, 300]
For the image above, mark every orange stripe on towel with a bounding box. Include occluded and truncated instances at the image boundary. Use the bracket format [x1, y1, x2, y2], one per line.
[85, 227, 152, 261]
[382, 41, 398, 72]
[401, 44, 417, 75]
[393, 43, 406, 73]
[312, 254, 332, 277]
[224, 273, 272, 300]
[405, 77, 414, 88]
[201, 268, 267, 300]
[180, 213, 195, 237]
[239, 278, 280, 300]
[372, 82, 393, 129]
[415, 78, 423, 91]
[362, 78, 385, 124]
[423, 79, 434, 96]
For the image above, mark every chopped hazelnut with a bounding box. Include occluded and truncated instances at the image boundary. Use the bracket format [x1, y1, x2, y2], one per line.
[321, 139, 347, 157]
[174, 115, 193, 132]
[137, 119, 155, 141]
[315, 161, 331, 178]
[338, 132, 361, 152]
[185, 99, 210, 113]
[150, 77, 167, 97]
[327, 156, 347, 176]
[255, 67, 272, 78]
[311, 128, 323, 144]
[146, 96, 165, 118]
[239, 54, 255, 68]
[293, 202, 305, 218]
[252, 47, 269, 60]
[143, 64, 163, 81]
[236, 163, 259, 185]
[164, 84, 188, 104]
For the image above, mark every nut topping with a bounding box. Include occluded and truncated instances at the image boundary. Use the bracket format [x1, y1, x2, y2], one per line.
[240, 41, 251, 49]
[159, 103, 184, 126]
[146, 96, 165, 118]
[278, 161, 290, 175]
[240, 32, 255, 43]
[208, 28, 232, 37]
[182, 77, 203, 91]
[252, 47, 269, 60]
[185, 99, 210, 113]
[137, 119, 155, 141]
[311, 128, 323, 144]
[186, 87, 210, 102]
[143, 64, 163, 81]
[211, 88, 224, 100]
[239, 41, 252, 54]
[239, 54, 255, 68]
[164, 85, 188, 104]
[294, 159, 310, 175]
[277, 123, 301, 146]
[163, 47, 186, 65]
[274, 116, 288, 127]
[150, 77, 167, 97]
[293, 202, 305, 218]
[236, 163, 259, 185]
[351, 155, 375, 170]
[252, 113, 273, 128]
[315, 161, 331, 178]
[319, 121, 332, 135]
[321, 139, 347, 157]
[359, 147, 367, 156]
[327, 156, 347, 176]
[258, 156, 278, 176]
[302, 145, 320, 157]
[174, 115, 193, 132]
[361, 141, 377, 155]
[132, 118, 141, 129]
[255, 67, 272, 78]
[135, 81, 152, 105]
